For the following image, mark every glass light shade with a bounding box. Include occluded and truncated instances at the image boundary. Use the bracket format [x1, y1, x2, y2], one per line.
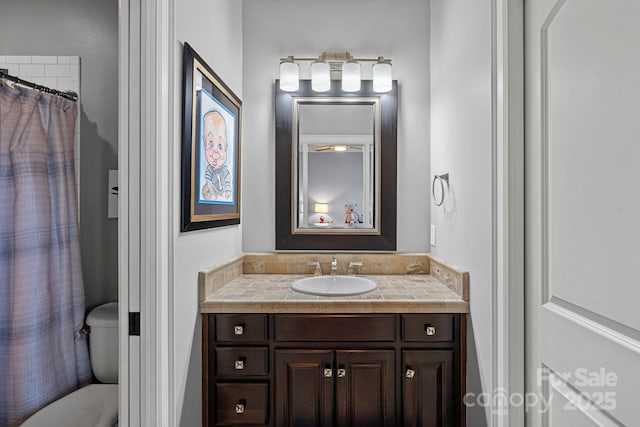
[341, 60, 361, 92]
[311, 60, 330, 92]
[314, 203, 329, 214]
[279, 60, 299, 92]
[373, 62, 392, 92]
[333, 145, 347, 152]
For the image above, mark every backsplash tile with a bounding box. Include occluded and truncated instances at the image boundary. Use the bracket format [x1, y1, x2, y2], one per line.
[198, 256, 244, 299]
[242, 253, 430, 276]
[428, 256, 469, 301]
[199, 253, 469, 303]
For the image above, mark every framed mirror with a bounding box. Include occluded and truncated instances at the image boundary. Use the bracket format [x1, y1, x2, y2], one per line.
[276, 80, 397, 250]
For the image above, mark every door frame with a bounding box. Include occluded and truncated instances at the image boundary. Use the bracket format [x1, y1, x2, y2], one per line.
[117, 1, 527, 426]
[491, 0, 525, 426]
[118, 0, 175, 426]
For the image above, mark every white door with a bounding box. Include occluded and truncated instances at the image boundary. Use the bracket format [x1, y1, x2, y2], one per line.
[525, 0, 640, 426]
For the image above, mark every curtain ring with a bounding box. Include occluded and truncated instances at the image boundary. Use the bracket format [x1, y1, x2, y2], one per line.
[432, 173, 449, 206]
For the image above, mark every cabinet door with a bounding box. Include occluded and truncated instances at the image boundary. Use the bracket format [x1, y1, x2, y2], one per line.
[335, 350, 396, 427]
[275, 349, 334, 427]
[402, 350, 454, 427]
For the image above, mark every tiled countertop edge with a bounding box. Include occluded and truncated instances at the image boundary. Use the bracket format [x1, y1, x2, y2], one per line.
[199, 253, 469, 302]
[200, 300, 470, 314]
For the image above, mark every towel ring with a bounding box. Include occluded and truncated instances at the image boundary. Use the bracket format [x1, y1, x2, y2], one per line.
[432, 173, 449, 206]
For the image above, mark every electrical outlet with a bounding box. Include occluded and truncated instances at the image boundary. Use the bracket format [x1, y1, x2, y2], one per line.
[430, 224, 436, 247]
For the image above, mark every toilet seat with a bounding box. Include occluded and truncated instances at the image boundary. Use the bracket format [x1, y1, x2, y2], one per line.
[21, 384, 118, 427]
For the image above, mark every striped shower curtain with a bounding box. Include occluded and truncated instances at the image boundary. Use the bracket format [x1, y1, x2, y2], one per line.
[0, 82, 91, 426]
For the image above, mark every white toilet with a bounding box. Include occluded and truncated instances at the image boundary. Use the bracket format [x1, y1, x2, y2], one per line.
[21, 302, 119, 427]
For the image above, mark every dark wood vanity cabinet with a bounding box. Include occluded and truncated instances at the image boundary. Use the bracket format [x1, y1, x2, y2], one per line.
[274, 349, 334, 427]
[203, 313, 465, 427]
[275, 349, 396, 427]
[402, 350, 454, 427]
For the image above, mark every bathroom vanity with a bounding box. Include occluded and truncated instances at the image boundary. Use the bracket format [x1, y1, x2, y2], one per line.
[200, 254, 469, 427]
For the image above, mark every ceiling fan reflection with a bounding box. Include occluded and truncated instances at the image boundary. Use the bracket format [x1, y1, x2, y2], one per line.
[313, 145, 363, 152]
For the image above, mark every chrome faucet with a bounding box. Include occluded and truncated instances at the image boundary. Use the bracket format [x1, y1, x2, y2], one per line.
[330, 256, 338, 276]
[347, 261, 363, 276]
[307, 261, 322, 276]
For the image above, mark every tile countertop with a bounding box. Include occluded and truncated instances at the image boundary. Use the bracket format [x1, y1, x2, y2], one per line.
[199, 273, 469, 314]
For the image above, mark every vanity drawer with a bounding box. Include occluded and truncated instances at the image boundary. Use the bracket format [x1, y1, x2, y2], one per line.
[215, 383, 268, 425]
[216, 314, 268, 342]
[274, 314, 396, 342]
[216, 347, 269, 377]
[402, 314, 455, 342]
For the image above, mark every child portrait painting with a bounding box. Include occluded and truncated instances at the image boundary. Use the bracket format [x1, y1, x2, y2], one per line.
[197, 89, 236, 204]
[181, 42, 241, 231]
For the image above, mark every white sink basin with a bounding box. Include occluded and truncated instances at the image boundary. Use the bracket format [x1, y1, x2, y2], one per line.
[291, 275, 378, 296]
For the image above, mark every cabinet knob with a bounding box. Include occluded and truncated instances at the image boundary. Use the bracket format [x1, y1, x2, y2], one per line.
[405, 368, 416, 379]
[234, 359, 245, 370]
[337, 368, 346, 378]
[234, 325, 244, 335]
[235, 402, 245, 414]
[324, 368, 333, 377]
[425, 325, 436, 336]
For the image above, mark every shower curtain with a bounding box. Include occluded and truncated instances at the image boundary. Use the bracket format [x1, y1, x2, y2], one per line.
[0, 82, 91, 426]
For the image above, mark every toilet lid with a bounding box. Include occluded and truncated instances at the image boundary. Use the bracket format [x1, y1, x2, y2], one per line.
[21, 384, 118, 427]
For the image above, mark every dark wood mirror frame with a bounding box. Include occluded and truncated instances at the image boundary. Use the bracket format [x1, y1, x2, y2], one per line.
[275, 79, 397, 251]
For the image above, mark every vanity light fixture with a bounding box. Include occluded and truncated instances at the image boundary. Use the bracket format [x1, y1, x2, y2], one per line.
[341, 59, 361, 92]
[311, 59, 330, 92]
[278, 51, 392, 93]
[333, 145, 347, 152]
[372, 57, 392, 93]
[279, 56, 299, 92]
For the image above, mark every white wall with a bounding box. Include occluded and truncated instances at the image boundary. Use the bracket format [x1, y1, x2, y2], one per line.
[0, 0, 119, 312]
[242, 0, 430, 252]
[173, 1, 243, 425]
[430, 0, 493, 425]
[308, 152, 364, 223]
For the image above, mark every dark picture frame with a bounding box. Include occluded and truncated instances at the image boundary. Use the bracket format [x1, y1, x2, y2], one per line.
[181, 42, 242, 231]
[275, 79, 397, 250]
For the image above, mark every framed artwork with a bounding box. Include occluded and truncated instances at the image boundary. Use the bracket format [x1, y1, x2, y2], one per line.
[181, 42, 242, 231]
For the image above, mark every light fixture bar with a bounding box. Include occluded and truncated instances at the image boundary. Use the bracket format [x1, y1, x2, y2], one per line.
[279, 51, 392, 65]
[279, 51, 392, 93]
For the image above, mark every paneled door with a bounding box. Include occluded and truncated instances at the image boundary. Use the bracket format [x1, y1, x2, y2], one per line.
[525, 1, 640, 426]
[275, 349, 335, 427]
[401, 350, 454, 427]
[335, 350, 395, 427]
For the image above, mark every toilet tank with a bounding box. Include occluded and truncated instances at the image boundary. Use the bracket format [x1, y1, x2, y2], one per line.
[86, 302, 119, 384]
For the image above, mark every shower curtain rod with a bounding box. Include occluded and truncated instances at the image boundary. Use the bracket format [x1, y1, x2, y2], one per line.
[0, 68, 78, 102]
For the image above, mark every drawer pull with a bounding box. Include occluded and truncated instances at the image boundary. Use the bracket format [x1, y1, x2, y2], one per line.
[323, 368, 333, 378]
[337, 368, 346, 378]
[425, 325, 436, 336]
[234, 325, 244, 335]
[234, 359, 245, 370]
[405, 368, 416, 379]
[235, 402, 245, 414]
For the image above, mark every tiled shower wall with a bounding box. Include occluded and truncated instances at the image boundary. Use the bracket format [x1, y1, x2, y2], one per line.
[0, 55, 81, 209]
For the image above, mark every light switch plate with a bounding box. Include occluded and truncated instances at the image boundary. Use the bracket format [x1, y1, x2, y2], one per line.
[430, 224, 436, 247]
